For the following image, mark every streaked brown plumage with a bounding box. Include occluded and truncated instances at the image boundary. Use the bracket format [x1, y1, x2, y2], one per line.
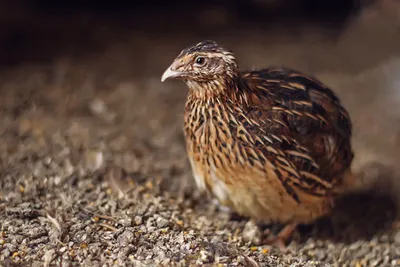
[161, 40, 354, 246]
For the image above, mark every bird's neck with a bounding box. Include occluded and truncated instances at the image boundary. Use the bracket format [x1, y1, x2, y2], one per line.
[186, 75, 240, 101]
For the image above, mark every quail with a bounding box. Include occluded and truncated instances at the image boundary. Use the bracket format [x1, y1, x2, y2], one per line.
[161, 40, 354, 247]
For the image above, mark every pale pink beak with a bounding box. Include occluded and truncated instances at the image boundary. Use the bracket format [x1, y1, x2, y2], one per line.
[161, 58, 187, 82]
[161, 66, 183, 82]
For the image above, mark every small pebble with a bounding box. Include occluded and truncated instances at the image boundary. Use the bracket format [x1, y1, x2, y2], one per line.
[242, 221, 262, 245]
[84, 149, 104, 172]
[156, 216, 169, 228]
[117, 230, 135, 247]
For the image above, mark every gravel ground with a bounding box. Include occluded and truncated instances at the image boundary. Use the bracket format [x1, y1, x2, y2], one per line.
[1, 1, 400, 266]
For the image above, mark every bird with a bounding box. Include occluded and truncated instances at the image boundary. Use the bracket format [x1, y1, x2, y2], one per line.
[161, 40, 355, 247]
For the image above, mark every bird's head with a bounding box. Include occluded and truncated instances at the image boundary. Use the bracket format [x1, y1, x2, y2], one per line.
[161, 40, 238, 97]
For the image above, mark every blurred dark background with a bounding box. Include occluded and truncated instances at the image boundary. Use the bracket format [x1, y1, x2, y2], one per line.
[0, 0, 376, 66]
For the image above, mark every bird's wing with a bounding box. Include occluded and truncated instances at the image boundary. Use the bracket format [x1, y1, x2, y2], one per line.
[238, 67, 353, 200]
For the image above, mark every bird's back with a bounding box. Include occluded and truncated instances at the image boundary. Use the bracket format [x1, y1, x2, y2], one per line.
[239, 67, 354, 195]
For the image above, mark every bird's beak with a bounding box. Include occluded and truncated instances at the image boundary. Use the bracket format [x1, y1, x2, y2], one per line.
[161, 59, 186, 82]
[161, 67, 182, 82]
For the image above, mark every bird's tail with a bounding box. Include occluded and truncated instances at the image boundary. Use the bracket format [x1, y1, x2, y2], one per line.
[334, 162, 395, 195]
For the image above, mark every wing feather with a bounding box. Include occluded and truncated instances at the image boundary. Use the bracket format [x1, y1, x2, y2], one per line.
[238, 67, 353, 199]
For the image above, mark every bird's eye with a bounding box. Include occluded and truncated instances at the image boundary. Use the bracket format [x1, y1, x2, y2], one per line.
[195, 57, 206, 66]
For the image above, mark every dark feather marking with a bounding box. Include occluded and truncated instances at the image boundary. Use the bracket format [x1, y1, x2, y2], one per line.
[238, 67, 353, 196]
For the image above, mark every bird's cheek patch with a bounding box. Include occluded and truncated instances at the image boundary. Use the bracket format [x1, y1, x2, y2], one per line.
[213, 59, 226, 73]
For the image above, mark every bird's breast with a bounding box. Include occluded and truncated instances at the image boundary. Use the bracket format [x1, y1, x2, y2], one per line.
[184, 103, 236, 201]
[183, 105, 332, 223]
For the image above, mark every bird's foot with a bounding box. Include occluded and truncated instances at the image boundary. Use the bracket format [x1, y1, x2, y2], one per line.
[262, 235, 287, 250]
[262, 223, 297, 250]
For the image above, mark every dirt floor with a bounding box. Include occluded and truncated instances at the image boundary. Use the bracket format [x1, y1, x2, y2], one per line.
[1, 1, 400, 266]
